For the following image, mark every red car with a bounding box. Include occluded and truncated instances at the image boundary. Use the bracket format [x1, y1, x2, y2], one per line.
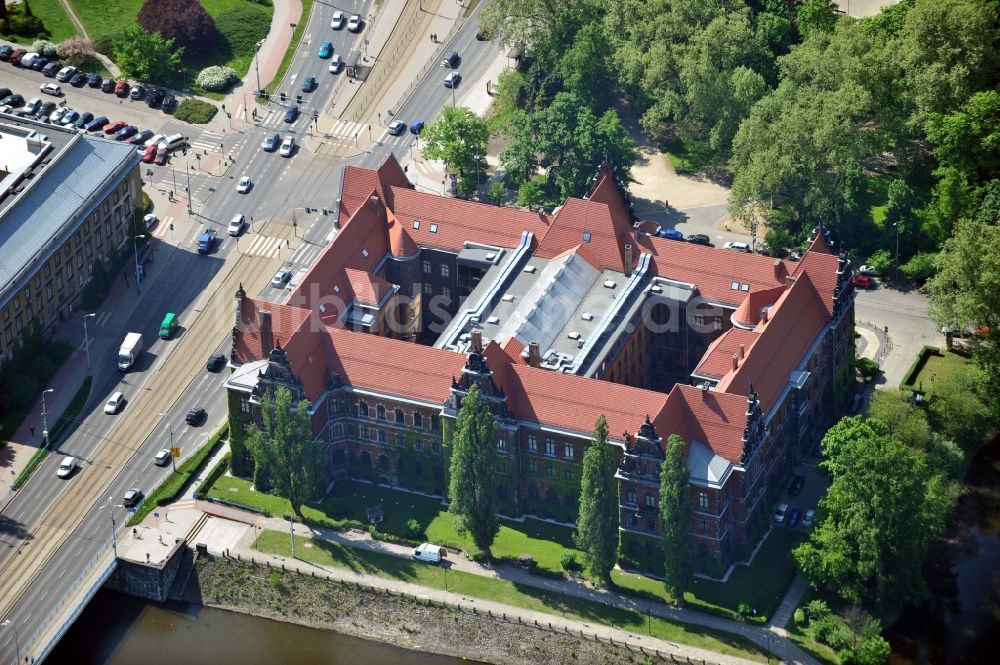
[141, 145, 157, 163]
[852, 275, 874, 289]
[114, 80, 129, 97]
[154, 147, 169, 165]
[103, 120, 127, 134]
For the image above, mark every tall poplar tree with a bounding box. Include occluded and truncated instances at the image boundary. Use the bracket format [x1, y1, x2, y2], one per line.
[245, 385, 321, 519]
[448, 385, 500, 558]
[574, 415, 618, 586]
[659, 434, 693, 604]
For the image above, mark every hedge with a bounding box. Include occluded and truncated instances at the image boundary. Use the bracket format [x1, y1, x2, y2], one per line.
[900, 346, 942, 389]
[174, 99, 218, 124]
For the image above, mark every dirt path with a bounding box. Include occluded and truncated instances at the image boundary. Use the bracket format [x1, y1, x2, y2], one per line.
[56, 0, 122, 76]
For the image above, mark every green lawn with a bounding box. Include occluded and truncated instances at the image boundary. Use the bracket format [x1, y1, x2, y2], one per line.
[69, 0, 142, 44]
[27, 0, 78, 43]
[261, 0, 313, 96]
[902, 348, 971, 395]
[255, 529, 769, 662]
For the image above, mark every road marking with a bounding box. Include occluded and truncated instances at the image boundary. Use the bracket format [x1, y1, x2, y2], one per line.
[96, 311, 112, 327]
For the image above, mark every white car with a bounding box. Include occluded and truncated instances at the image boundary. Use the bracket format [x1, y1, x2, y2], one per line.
[331, 10, 345, 29]
[56, 456, 77, 479]
[49, 108, 67, 124]
[237, 176, 252, 194]
[723, 241, 750, 252]
[773, 503, 789, 524]
[153, 448, 171, 467]
[39, 82, 62, 96]
[279, 136, 295, 157]
[105, 391, 126, 414]
[271, 267, 292, 288]
[347, 14, 362, 32]
[329, 54, 343, 74]
[143, 213, 158, 230]
[802, 509, 815, 528]
[443, 71, 462, 88]
[145, 133, 166, 149]
[228, 213, 246, 236]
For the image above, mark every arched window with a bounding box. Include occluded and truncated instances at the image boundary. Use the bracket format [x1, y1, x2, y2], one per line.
[395, 408, 405, 424]
[361, 451, 372, 467]
[358, 400, 369, 417]
[376, 404, 386, 420]
[378, 454, 389, 470]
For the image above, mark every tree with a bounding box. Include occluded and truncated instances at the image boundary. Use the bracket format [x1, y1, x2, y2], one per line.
[927, 218, 1000, 416]
[138, 0, 217, 51]
[244, 385, 322, 519]
[659, 434, 693, 604]
[574, 415, 618, 586]
[447, 384, 501, 558]
[794, 416, 958, 610]
[479, 0, 599, 58]
[558, 22, 612, 112]
[58, 37, 99, 68]
[422, 106, 490, 196]
[795, 0, 839, 41]
[113, 24, 184, 83]
[926, 364, 993, 448]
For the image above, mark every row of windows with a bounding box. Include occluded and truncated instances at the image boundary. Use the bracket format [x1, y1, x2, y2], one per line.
[525, 459, 575, 480]
[422, 260, 450, 278]
[525, 434, 576, 460]
[356, 400, 440, 430]
[357, 424, 442, 454]
[422, 283, 451, 300]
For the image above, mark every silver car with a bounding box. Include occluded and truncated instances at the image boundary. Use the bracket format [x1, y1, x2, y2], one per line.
[271, 268, 291, 288]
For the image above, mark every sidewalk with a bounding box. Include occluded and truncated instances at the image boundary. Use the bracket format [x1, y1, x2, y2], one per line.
[132, 496, 818, 665]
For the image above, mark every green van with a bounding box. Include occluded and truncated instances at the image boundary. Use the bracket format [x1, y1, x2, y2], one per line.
[159, 312, 178, 339]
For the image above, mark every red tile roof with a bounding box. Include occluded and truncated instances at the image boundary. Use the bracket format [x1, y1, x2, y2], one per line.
[673, 385, 749, 463]
[344, 267, 393, 306]
[499, 336, 527, 364]
[386, 208, 418, 258]
[233, 295, 313, 363]
[536, 198, 632, 272]
[693, 327, 761, 379]
[790, 250, 840, 318]
[732, 284, 786, 328]
[338, 157, 412, 225]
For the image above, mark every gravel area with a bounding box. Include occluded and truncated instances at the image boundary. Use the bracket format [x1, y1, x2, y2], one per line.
[192, 555, 670, 665]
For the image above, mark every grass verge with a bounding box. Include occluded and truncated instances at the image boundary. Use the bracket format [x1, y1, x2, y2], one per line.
[12, 376, 92, 490]
[24, 0, 77, 43]
[254, 529, 770, 662]
[127, 425, 228, 526]
[262, 0, 314, 98]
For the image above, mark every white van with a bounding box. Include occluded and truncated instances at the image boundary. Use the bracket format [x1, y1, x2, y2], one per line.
[411, 543, 443, 564]
[20, 52, 39, 68]
[158, 133, 186, 151]
[56, 456, 77, 479]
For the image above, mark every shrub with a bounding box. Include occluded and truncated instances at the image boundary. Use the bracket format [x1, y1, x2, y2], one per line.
[138, 0, 217, 51]
[804, 599, 830, 620]
[58, 37, 99, 68]
[32, 39, 58, 57]
[269, 570, 282, 588]
[737, 602, 752, 617]
[901, 251, 937, 284]
[697, 552, 727, 578]
[856, 635, 891, 665]
[488, 180, 507, 204]
[793, 608, 806, 627]
[826, 624, 855, 651]
[560, 550, 581, 573]
[195, 65, 239, 92]
[5, 11, 44, 39]
[855, 356, 880, 382]
[405, 518, 422, 539]
[174, 99, 218, 124]
[865, 249, 893, 276]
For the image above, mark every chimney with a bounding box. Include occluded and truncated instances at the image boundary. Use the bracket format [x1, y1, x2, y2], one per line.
[259, 311, 273, 355]
[732, 353, 739, 371]
[369, 195, 381, 212]
[774, 259, 782, 280]
[470, 328, 483, 352]
[528, 341, 541, 367]
[761, 307, 769, 324]
[739, 344, 745, 359]
[624, 244, 633, 277]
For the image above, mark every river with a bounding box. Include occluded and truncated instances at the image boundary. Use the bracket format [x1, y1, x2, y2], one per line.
[50, 589, 481, 665]
[888, 438, 1000, 665]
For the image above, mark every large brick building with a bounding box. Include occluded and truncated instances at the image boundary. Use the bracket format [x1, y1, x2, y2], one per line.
[225, 156, 855, 571]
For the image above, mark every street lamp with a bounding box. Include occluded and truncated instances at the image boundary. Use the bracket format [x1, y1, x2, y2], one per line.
[83, 312, 96, 370]
[177, 69, 186, 91]
[107, 496, 120, 559]
[186, 166, 194, 215]
[1, 618, 21, 665]
[254, 39, 265, 94]
[132, 235, 146, 292]
[289, 515, 296, 559]
[158, 413, 177, 472]
[894, 222, 901, 267]
[41, 388, 54, 449]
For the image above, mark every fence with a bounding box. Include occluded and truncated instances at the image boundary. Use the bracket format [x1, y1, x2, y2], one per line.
[857, 320, 893, 363]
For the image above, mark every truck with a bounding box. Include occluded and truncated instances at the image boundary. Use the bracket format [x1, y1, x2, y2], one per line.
[117, 332, 143, 371]
[197, 227, 217, 254]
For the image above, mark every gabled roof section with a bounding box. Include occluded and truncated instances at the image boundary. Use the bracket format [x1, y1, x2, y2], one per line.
[344, 267, 394, 307]
[283, 325, 329, 400]
[790, 249, 841, 318]
[717, 272, 830, 410]
[233, 295, 313, 364]
[636, 234, 794, 306]
[732, 283, 786, 328]
[338, 154, 412, 225]
[536, 198, 632, 272]
[324, 327, 466, 404]
[693, 327, 761, 379]
[498, 336, 527, 364]
[386, 207, 418, 258]
[674, 385, 748, 464]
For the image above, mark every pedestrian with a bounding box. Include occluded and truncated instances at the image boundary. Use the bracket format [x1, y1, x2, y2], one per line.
[133, 528, 137, 538]
[30, 425, 35, 437]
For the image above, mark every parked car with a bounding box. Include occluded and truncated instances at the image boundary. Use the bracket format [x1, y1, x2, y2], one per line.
[206, 354, 227, 372]
[39, 83, 62, 96]
[347, 14, 363, 32]
[723, 240, 751, 252]
[154, 449, 172, 467]
[687, 233, 712, 246]
[147, 88, 166, 108]
[788, 475, 805, 496]
[387, 120, 405, 136]
[42, 62, 61, 78]
[70, 72, 88, 87]
[787, 508, 802, 528]
[161, 95, 176, 112]
[301, 76, 316, 92]
[37, 102, 56, 119]
[24, 97, 42, 114]
[331, 10, 345, 29]
[0, 94, 24, 108]
[114, 125, 138, 141]
[145, 133, 166, 149]
[9, 48, 27, 66]
[144, 213, 158, 230]
[657, 227, 684, 241]
[114, 80, 130, 97]
[852, 274, 874, 289]
[158, 133, 186, 151]
[279, 136, 295, 157]
[443, 71, 462, 88]
[271, 268, 292, 288]
[104, 391, 126, 414]
[101, 77, 115, 93]
[0, 88, 10, 101]
[59, 109, 79, 125]
[104, 120, 128, 134]
[857, 264, 877, 277]
[237, 175, 252, 193]
[56, 456, 77, 479]
[122, 488, 144, 508]
[409, 120, 424, 135]
[284, 105, 299, 122]
[130, 84, 145, 100]
[141, 145, 157, 163]
[261, 132, 280, 152]
[0, 45, 12, 61]
[441, 51, 461, 68]
[185, 407, 206, 426]
[73, 111, 94, 128]
[802, 509, 815, 528]
[127, 129, 154, 146]
[328, 54, 343, 74]
[85, 115, 109, 131]
[88, 72, 102, 88]
[56, 65, 76, 82]
[773, 503, 789, 524]
[154, 147, 169, 165]
[228, 213, 245, 236]
[31, 56, 49, 71]
[318, 41, 333, 58]
[49, 108, 67, 124]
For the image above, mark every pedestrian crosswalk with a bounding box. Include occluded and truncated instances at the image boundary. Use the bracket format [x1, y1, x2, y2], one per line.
[189, 129, 225, 153]
[149, 215, 176, 239]
[241, 234, 287, 259]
